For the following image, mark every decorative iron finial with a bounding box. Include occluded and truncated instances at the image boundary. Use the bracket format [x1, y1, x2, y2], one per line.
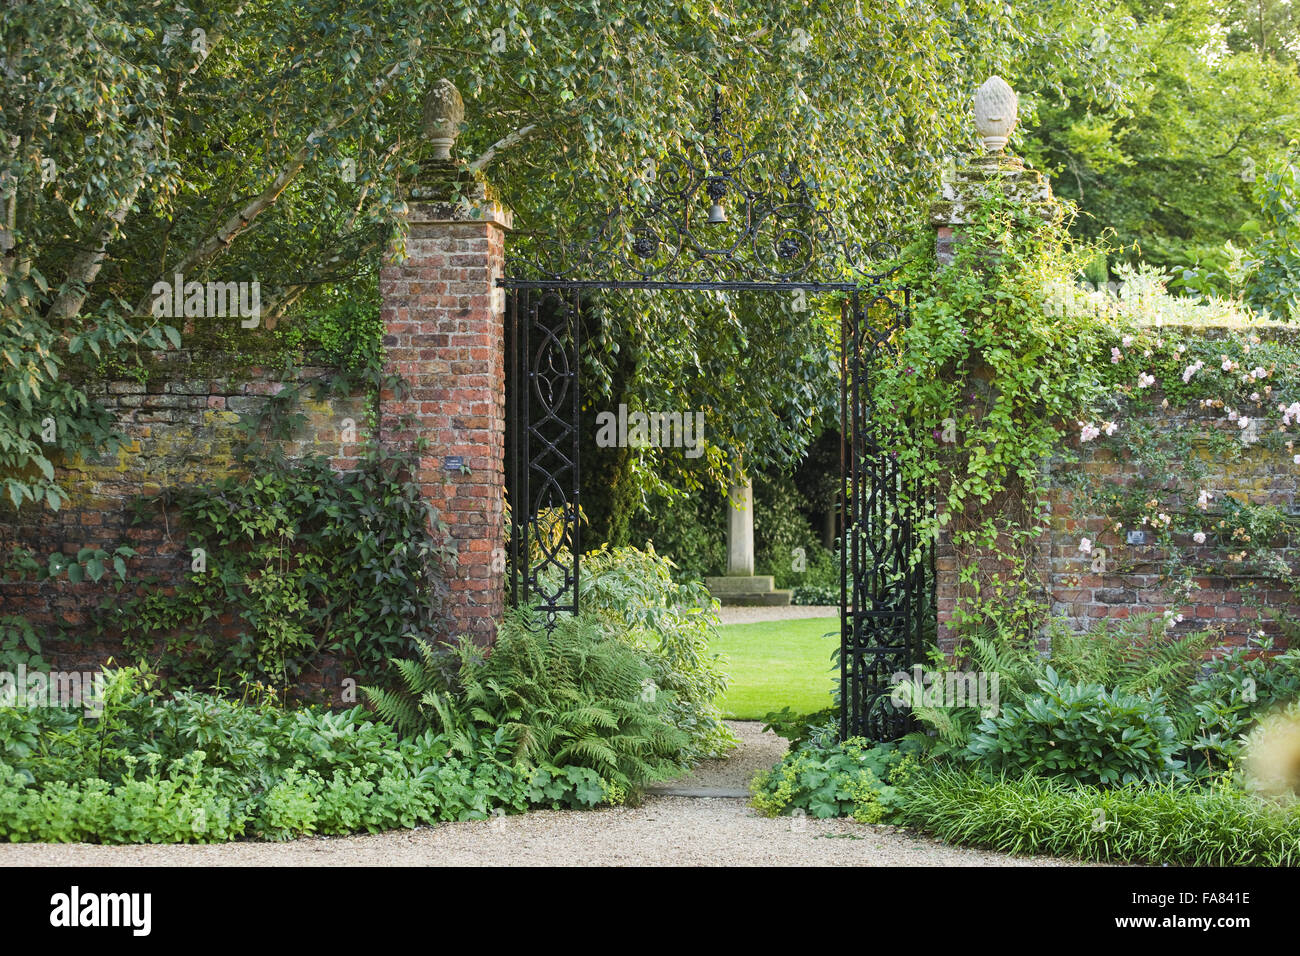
[709, 90, 724, 132]
[973, 76, 1018, 154]
[423, 78, 465, 161]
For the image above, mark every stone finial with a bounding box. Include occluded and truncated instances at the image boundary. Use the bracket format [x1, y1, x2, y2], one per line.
[423, 79, 465, 161]
[973, 76, 1018, 154]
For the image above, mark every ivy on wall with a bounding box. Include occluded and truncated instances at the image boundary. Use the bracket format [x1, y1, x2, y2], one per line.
[878, 176, 1300, 645]
[81, 358, 454, 698]
[878, 179, 1108, 639]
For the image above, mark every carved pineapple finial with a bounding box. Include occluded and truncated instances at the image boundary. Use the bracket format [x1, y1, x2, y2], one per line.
[423, 79, 464, 161]
[973, 76, 1018, 154]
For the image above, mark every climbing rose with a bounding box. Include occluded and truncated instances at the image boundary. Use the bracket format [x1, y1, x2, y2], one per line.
[1078, 538, 1092, 554]
[1193, 532, 1206, 544]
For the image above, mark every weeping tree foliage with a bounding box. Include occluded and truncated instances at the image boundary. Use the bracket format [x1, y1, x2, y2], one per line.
[1, 0, 1137, 521]
[1021, 0, 1300, 276]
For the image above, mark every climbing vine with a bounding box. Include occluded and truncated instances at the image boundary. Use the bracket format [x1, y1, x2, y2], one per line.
[878, 178, 1109, 638]
[877, 176, 1300, 645]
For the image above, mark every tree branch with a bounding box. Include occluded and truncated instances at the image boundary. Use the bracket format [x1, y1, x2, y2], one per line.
[134, 59, 410, 315]
[468, 123, 538, 173]
[47, 2, 249, 323]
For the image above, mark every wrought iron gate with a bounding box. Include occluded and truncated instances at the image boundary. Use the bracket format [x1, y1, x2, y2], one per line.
[499, 95, 933, 740]
[506, 288, 582, 624]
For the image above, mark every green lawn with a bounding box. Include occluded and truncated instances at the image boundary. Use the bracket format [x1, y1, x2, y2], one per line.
[709, 616, 840, 720]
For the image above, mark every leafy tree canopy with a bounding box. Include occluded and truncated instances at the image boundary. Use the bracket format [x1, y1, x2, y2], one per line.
[2, 0, 1135, 513]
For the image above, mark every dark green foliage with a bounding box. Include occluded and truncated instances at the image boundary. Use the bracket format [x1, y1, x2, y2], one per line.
[627, 484, 727, 583]
[750, 737, 919, 823]
[366, 607, 691, 795]
[754, 469, 818, 587]
[103, 447, 451, 695]
[965, 667, 1184, 787]
[900, 769, 1300, 866]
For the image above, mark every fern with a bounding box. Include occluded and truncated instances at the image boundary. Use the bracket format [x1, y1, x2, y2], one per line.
[1048, 615, 1211, 717]
[366, 606, 691, 793]
[362, 638, 471, 736]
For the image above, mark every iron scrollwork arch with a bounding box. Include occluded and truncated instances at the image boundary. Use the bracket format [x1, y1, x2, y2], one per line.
[504, 97, 900, 287]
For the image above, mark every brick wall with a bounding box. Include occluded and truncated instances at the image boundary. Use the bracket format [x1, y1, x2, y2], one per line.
[0, 347, 369, 682]
[379, 172, 510, 647]
[1045, 406, 1300, 647]
[936, 398, 1300, 654]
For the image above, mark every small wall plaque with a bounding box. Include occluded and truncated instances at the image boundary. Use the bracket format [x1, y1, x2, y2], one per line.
[1126, 530, 1146, 545]
[443, 456, 463, 472]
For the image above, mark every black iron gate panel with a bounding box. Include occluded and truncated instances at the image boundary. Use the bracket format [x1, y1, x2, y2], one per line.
[840, 289, 932, 741]
[497, 91, 934, 741]
[506, 288, 582, 623]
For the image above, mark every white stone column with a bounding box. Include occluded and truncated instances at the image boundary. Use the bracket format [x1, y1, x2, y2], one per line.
[725, 476, 755, 577]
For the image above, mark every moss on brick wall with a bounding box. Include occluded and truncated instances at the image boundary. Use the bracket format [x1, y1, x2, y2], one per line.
[0, 349, 371, 667]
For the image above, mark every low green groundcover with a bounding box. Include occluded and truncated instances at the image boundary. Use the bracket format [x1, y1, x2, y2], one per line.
[750, 740, 1300, 866]
[0, 545, 730, 845]
[750, 615, 1300, 865]
[0, 671, 615, 844]
[899, 771, 1300, 867]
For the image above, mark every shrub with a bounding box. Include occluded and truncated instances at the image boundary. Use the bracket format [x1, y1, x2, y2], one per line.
[571, 545, 735, 759]
[964, 667, 1184, 787]
[899, 769, 1300, 866]
[627, 488, 726, 583]
[791, 584, 839, 606]
[750, 737, 918, 823]
[786, 543, 839, 603]
[367, 608, 692, 796]
[754, 470, 817, 587]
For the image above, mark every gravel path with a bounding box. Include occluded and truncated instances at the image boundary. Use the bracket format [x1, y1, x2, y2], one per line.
[716, 605, 839, 625]
[0, 722, 1077, 867]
